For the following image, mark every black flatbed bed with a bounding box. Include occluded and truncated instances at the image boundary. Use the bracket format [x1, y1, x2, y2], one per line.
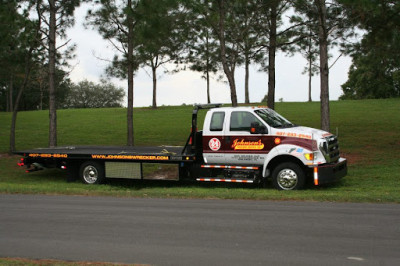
[15, 145, 192, 163]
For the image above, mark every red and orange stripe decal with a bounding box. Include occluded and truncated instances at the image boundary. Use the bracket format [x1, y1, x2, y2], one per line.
[201, 165, 259, 170]
[196, 178, 254, 183]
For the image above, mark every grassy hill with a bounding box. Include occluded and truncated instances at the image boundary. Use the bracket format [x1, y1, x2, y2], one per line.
[0, 99, 399, 202]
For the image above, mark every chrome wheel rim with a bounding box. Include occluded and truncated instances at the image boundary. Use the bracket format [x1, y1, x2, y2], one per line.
[83, 165, 98, 184]
[277, 168, 298, 190]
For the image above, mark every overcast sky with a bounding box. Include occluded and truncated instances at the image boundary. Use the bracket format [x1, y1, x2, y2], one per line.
[66, 3, 353, 108]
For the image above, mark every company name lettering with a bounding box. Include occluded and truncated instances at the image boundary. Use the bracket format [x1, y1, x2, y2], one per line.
[231, 139, 264, 150]
[91, 154, 169, 161]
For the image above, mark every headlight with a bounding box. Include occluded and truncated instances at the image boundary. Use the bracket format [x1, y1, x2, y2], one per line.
[319, 140, 330, 161]
[319, 140, 328, 154]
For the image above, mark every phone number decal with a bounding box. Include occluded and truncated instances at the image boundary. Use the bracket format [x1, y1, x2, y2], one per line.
[276, 132, 312, 139]
[29, 153, 68, 158]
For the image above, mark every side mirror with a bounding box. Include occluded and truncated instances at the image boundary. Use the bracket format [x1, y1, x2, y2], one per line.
[250, 122, 267, 134]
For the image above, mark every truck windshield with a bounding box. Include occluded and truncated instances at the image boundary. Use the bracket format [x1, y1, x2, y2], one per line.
[255, 109, 296, 128]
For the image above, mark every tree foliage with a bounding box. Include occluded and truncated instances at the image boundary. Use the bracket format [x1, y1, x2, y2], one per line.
[257, 0, 294, 110]
[135, 0, 186, 108]
[22, 67, 71, 110]
[340, 0, 400, 99]
[195, 0, 242, 107]
[86, 0, 140, 146]
[232, 1, 264, 104]
[1, 0, 399, 142]
[0, 0, 48, 152]
[0, 0, 40, 112]
[291, 3, 320, 102]
[293, 0, 352, 131]
[184, 3, 220, 104]
[35, 0, 84, 147]
[63, 80, 125, 108]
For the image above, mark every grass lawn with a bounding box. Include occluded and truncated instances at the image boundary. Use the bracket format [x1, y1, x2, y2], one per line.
[0, 99, 399, 203]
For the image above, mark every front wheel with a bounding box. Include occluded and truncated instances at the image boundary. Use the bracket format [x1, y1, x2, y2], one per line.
[272, 162, 305, 190]
[79, 161, 105, 184]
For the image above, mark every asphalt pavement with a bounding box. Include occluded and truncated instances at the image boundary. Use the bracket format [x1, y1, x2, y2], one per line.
[0, 194, 399, 266]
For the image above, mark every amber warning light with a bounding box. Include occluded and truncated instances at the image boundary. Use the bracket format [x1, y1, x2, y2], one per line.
[274, 138, 281, 145]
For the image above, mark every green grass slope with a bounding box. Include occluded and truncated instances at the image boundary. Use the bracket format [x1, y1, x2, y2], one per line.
[0, 99, 399, 202]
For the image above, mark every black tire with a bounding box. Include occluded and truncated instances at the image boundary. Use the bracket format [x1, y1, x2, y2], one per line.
[79, 161, 105, 184]
[272, 162, 305, 190]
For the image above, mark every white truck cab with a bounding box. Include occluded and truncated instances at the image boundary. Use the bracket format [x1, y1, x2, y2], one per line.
[198, 106, 347, 190]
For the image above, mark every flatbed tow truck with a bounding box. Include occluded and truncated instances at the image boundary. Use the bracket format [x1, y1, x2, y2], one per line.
[16, 104, 347, 190]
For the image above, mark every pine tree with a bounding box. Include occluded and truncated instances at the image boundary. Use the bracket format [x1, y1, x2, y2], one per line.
[36, 0, 83, 147]
[86, 0, 140, 146]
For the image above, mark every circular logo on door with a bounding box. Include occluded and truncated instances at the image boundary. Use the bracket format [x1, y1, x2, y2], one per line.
[209, 138, 221, 151]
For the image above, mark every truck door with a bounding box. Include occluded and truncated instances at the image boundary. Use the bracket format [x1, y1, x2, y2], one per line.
[202, 110, 227, 164]
[224, 111, 271, 165]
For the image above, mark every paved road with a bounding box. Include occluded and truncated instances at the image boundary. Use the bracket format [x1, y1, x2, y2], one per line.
[0, 194, 399, 266]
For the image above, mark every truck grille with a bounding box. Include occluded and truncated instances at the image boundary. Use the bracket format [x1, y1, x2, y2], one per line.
[325, 136, 340, 163]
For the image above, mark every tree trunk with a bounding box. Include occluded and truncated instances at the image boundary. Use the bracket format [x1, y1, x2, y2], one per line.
[307, 29, 312, 102]
[48, 0, 57, 147]
[10, 86, 25, 153]
[245, 53, 250, 104]
[315, 0, 330, 132]
[267, 3, 277, 110]
[206, 33, 211, 104]
[8, 77, 13, 112]
[10, 0, 41, 153]
[206, 68, 210, 104]
[10, 113, 18, 153]
[224, 64, 237, 107]
[40, 82, 43, 110]
[6, 85, 9, 112]
[308, 52, 312, 102]
[152, 61, 157, 109]
[127, 0, 134, 146]
[10, 51, 35, 153]
[217, 0, 237, 107]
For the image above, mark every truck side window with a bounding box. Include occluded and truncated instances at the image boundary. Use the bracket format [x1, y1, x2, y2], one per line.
[210, 112, 225, 131]
[230, 111, 261, 132]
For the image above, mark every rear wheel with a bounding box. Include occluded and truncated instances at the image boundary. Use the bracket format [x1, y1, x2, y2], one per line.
[79, 161, 105, 184]
[272, 162, 305, 190]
